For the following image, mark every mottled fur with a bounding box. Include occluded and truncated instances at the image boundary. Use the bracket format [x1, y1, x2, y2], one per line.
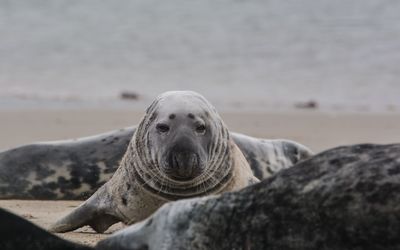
[98, 143, 400, 250]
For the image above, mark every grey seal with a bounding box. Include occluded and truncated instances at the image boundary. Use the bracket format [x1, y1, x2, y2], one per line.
[97, 143, 400, 250]
[0, 208, 92, 250]
[49, 91, 258, 233]
[0, 123, 312, 200]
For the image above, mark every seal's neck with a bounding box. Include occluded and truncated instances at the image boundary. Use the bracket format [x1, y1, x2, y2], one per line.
[125, 130, 234, 201]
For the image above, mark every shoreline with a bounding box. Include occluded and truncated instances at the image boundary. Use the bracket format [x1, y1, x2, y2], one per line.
[1, 96, 399, 114]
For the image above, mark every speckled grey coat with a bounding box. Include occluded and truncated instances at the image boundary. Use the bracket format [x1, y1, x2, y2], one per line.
[97, 143, 400, 250]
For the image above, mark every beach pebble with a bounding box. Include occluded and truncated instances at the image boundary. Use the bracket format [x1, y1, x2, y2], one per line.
[120, 91, 140, 100]
[295, 100, 318, 109]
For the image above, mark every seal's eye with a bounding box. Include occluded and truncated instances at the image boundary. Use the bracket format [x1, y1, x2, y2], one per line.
[195, 124, 206, 134]
[156, 123, 170, 133]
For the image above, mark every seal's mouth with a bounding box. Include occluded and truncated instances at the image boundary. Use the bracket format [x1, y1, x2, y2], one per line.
[169, 175, 194, 182]
[161, 152, 204, 181]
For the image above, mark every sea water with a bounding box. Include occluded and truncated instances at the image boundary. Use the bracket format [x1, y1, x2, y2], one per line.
[0, 0, 399, 112]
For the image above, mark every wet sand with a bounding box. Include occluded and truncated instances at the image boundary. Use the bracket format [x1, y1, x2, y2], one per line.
[1, 109, 400, 152]
[1, 109, 400, 246]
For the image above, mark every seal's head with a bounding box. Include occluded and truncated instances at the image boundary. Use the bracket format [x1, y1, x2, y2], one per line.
[149, 97, 211, 181]
[138, 91, 225, 183]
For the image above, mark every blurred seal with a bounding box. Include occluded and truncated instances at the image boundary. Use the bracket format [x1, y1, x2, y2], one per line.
[0, 208, 92, 250]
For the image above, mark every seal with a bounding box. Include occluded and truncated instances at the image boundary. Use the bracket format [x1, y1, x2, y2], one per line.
[0, 128, 132, 200]
[232, 132, 312, 179]
[0, 208, 92, 250]
[0, 125, 313, 200]
[96, 143, 400, 250]
[49, 91, 259, 233]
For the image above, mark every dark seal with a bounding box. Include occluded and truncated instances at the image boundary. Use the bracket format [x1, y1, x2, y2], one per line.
[97, 143, 400, 250]
[0, 208, 92, 250]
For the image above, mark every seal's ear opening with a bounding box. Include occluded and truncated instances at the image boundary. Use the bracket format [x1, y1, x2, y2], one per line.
[0, 208, 92, 250]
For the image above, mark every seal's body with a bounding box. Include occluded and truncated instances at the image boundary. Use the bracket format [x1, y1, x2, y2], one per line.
[97, 143, 400, 250]
[0, 129, 312, 200]
[50, 91, 258, 233]
[0, 208, 92, 250]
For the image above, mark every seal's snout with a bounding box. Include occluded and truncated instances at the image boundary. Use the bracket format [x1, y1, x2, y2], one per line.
[162, 143, 204, 181]
[169, 151, 200, 180]
[157, 132, 207, 181]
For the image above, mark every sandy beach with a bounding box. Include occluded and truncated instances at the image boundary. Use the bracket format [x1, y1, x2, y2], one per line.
[1, 109, 400, 246]
[1, 109, 400, 152]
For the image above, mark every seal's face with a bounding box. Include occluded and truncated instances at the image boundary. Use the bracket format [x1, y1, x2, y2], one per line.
[148, 95, 213, 182]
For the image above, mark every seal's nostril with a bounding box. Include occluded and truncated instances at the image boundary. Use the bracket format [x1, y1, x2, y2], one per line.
[173, 155, 180, 168]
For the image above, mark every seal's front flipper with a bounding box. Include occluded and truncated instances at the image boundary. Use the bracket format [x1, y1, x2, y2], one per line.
[49, 205, 119, 233]
[49, 187, 121, 233]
